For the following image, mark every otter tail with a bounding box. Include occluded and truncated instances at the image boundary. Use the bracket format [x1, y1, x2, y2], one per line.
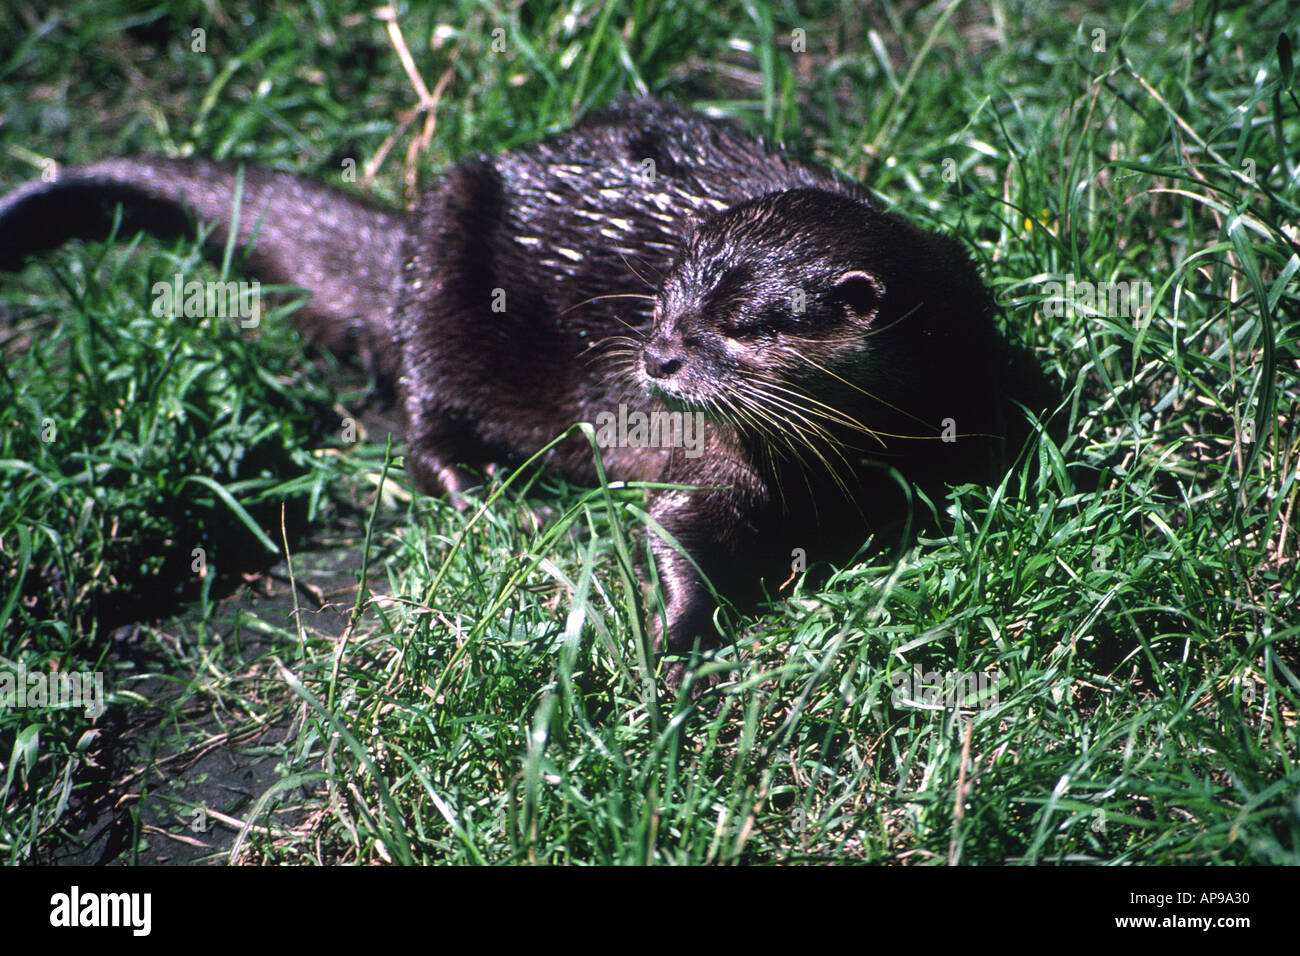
[0, 157, 403, 373]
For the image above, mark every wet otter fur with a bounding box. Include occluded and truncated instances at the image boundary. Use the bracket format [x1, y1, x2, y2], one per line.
[0, 97, 1036, 686]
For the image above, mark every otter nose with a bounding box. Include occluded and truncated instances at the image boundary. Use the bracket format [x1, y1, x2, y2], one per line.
[642, 342, 683, 379]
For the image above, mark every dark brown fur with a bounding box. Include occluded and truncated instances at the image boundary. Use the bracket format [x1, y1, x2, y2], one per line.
[0, 98, 1028, 685]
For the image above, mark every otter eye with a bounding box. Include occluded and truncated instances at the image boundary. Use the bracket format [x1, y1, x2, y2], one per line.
[722, 308, 785, 340]
[720, 321, 755, 339]
[833, 270, 885, 319]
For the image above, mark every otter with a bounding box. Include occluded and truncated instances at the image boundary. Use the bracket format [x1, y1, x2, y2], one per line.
[0, 98, 1020, 685]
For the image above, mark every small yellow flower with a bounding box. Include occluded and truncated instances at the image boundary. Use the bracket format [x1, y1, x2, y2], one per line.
[1022, 209, 1054, 237]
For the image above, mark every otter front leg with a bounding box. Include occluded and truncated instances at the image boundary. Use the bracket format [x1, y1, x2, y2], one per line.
[646, 508, 725, 656]
[400, 401, 484, 502]
[645, 449, 770, 685]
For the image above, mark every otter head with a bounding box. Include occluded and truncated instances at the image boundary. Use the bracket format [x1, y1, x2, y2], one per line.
[638, 189, 902, 436]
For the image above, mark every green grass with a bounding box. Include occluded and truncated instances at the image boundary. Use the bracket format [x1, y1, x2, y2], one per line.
[0, 0, 1296, 864]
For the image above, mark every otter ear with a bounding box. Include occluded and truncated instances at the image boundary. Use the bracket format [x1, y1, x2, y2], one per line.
[833, 270, 885, 320]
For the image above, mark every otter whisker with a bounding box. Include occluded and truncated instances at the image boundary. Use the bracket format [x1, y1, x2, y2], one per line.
[560, 292, 656, 317]
[795, 352, 939, 433]
[742, 379, 871, 453]
[860, 300, 925, 340]
[732, 380, 864, 497]
[618, 251, 663, 290]
[746, 378, 883, 445]
[734, 386, 836, 456]
[730, 382, 858, 495]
